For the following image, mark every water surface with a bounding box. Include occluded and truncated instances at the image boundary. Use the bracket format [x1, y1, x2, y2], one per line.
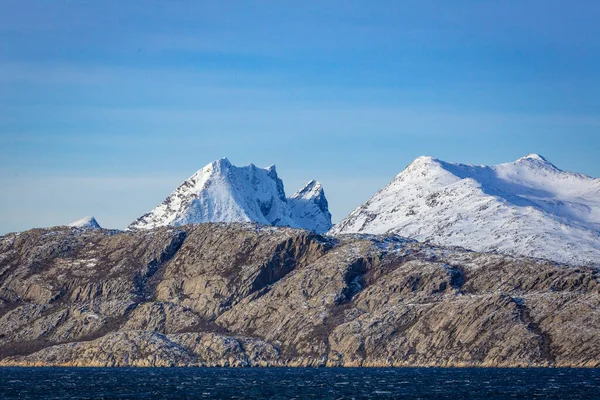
[2, 367, 600, 399]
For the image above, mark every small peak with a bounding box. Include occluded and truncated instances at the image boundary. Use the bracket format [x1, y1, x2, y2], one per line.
[517, 153, 548, 163]
[304, 179, 321, 189]
[195, 158, 230, 176]
[266, 164, 279, 180]
[293, 180, 324, 200]
[205, 157, 232, 173]
[395, 156, 447, 180]
[68, 216, 101, 229]
[406, 155, 443, 170]
[410, 155, 442, 166]
[214, 157, 231, 166]
[415, 155, 437, 162]
[515, 153, 559, 170]
[292, 180, 330, 218]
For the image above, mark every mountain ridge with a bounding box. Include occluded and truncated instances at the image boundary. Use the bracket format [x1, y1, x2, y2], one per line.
[128, 158, 333, 233]
[330, 154, 600, 266]
[1, 223, 600, 367]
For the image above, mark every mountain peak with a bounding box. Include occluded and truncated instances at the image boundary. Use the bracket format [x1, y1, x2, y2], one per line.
[290, 180, 332, 233]
[331, 154, 600, 266]
[516, 153, 550, 163]
[129, 159, 332, 233]
[404, 156, 446, 172]
[513, 153, 560, 172]
[212, 157, 231, 169]
[410, 155, 440, 166]
[293, 180, 322, 198]
[519, 153, 547, 162]
[68, 216, 101, 229]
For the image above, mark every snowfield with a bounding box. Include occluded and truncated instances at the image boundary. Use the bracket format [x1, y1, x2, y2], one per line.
[330, 154, 600, 267]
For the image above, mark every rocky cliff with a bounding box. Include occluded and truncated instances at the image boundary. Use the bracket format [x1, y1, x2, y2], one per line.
[0, 224, 599, 367]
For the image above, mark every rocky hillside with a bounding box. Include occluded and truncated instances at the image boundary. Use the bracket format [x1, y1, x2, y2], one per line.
[0, 224, 599, 367]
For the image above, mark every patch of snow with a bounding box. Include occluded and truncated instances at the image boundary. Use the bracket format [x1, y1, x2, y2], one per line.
[68, 216, 101, 229]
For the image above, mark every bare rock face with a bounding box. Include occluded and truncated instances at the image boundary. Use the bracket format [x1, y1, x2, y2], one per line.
[0, 224, 599, 367]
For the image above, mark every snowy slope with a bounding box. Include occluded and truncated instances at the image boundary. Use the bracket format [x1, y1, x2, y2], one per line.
[129, 158, 332, 233]
[290, 180, 333, 233]
[330, 154, 600, 266]
[68, 216, 102, 229]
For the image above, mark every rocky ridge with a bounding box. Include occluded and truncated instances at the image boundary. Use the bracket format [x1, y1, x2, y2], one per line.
[0, 224, 599, 367]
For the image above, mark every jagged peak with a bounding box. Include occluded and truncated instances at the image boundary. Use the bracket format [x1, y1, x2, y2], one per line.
[293, 180, 324, 200]
[211, 157, 231, 169]
[129, 158, 332, 233]
[291, 179, 331, 227]
[303, 179, 322, 191]
[266, 164, 279, 181]
[192, 157, 232, 177]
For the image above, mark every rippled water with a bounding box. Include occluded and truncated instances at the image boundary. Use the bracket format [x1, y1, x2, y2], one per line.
[2, 367, 600, 399]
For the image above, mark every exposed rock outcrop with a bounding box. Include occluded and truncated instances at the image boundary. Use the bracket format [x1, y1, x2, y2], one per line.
[0, 224, 599, 367]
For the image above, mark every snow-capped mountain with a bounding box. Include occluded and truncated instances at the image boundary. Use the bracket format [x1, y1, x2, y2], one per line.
[330, 154, 600, 266]
[129, 158, 333, 233]
[290, 180, 332, 234]
[68, 216, 102, 229]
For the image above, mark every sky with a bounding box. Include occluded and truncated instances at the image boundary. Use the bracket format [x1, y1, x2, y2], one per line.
[1, 0, 600, 234]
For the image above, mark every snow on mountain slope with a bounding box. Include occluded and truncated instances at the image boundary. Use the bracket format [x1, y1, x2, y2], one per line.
[330, 154, 600, 266]
[128, 158, 333, 233]
[68, 216, 102, 229]
[290, 180, 333, 234]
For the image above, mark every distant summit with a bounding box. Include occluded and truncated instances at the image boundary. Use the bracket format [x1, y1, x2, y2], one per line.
[331, 154, 600, 266]
[290, 180, 332, 234]
[517, 153, 549, 162]
[68, 216, 101, 229]
[129, 158, 332, 233]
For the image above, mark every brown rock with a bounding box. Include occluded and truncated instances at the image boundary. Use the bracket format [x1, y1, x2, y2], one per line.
[1, 224, 599, 367]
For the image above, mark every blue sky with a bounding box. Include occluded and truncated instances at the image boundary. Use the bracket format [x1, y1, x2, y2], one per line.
[1, 1, 599, 234]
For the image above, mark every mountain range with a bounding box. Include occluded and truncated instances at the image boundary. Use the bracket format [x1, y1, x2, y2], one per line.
[63, 154, 599, 267]
[3, 154, 600, 368]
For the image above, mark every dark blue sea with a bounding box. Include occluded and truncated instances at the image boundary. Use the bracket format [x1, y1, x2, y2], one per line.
[2, 367, 600, 399]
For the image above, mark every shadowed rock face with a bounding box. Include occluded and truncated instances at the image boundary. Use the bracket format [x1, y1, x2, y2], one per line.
[0, 224, 599, 367]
